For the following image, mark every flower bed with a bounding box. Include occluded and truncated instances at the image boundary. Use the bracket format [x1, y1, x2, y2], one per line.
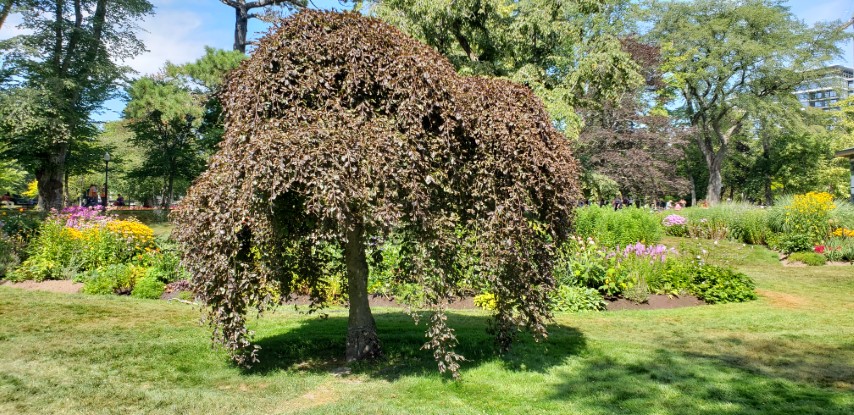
[3, 206, 187, 299]
[658, 193, 854, 265]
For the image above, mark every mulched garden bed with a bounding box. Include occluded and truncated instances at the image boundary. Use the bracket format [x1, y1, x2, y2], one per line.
[0, 279, 83, 294]
[606, 294, 706, 311]
[0, 282, 708, 312]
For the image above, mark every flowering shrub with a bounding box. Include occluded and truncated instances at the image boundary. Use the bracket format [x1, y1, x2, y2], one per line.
[784, 192, 834, 246]
[663, 214, 686, 227]
[555, 237, 675, 298]
[554, 236, 756, 305]
[662, 214, 688, 237]
[8, 207, 158, 281]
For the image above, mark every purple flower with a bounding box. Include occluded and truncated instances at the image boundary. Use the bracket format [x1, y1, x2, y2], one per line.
[662, 214, 687, 227]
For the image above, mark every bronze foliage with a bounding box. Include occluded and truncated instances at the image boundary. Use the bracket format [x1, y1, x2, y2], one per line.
[172, 10, 580, 376]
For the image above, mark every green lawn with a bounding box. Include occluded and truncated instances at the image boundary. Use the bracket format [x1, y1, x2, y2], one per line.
[147, 222, 173, 241]
[1, 238, 852, 414]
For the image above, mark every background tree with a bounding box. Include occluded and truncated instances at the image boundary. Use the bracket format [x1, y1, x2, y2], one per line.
[218, 0, 307, 53]
[123, 77, 206, 207]
[577, 101, 689, 202]
[0, 0, 153, 209]
[576, 36, 689, 203]
[641, 0, 848, 204]
[165, 47, 246, 153]
[373, 0, 644, 138]
[173, 11, 580, 376]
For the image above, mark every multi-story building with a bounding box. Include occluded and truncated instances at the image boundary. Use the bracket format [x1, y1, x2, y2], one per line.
[794, 65, 854, 109]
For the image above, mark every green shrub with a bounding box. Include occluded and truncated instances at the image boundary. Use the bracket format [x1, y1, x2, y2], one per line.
[787, 251, 826, 266]
[8, 221, 76, 281]
[771, 232, 814, 254]
[689, 264, 757, 304]
[139, 248, 187, 283]
[646, 258, 693, 296]
[622, 276, 650, 304]
[0, 210, 43, 243]
[553, 237, 623, 296]
[81, 264, 140, 295]
[0, 233, 20, 278]
[575, 206, 662, 247]
[131, 275, 166, 299]
[82, 273, 117, 295]
[551, 286, 606, 312]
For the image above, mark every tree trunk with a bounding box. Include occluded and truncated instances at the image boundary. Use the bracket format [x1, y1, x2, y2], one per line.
[761, 137, 773, 206]
[63, 170, 70, 207]
[234, 6, 248, 53]
[343, 222, 381, 362]
[36, 144, 68, 210]
[689, 174, 696, 206]
[165, 173, 174, 208]
[706, 161, 723, 205]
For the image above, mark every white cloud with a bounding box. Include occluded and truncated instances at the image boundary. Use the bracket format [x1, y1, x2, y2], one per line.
[124, 10, 209, 75]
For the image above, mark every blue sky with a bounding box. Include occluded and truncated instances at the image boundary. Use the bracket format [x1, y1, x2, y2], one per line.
[1, 0, 852, 121]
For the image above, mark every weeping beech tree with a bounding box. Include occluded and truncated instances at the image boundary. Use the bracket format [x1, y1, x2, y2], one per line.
[172, 10, 580, 376]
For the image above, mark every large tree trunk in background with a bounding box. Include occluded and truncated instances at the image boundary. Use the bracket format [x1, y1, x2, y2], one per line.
[234, 6, 248, 53]
[343, 222, 381, 362]
[706, 158, 723, 205]
[701, 141, 727, 204]
[36, 144, 68, 210]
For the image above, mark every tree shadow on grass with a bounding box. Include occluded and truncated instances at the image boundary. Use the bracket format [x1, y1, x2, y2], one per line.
[549, 344, 854, 415]
[246, 310, 586, 380]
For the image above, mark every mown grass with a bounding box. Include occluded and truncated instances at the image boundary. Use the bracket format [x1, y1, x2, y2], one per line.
[1, 237, 853, 414]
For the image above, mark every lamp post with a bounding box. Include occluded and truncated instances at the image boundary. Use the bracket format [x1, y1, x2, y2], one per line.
[103, 152, 111, 208]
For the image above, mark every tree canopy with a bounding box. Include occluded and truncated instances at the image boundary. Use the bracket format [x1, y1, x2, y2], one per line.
[373, 0, 643, 139]
[172, 10, 580, 376]
[642, 0, 849, 204]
